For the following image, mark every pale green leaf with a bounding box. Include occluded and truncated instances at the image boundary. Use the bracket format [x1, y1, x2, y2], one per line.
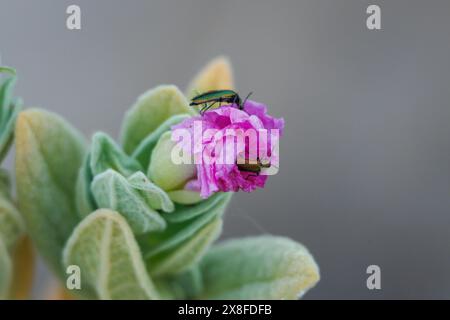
[155, 266, 204, 299]
[0, 196, 25, 250]
[168, 189, 203, 205]
[164, 192, 231, 223]
[0, 168, 11, 198]
[91, 169, 166, 235]
[139, 194, 230, 275]
[0, 75, 22, 163]
[149, 218, 222, 277]
[63, 209, 160, 300]
[121, 85, 195, 155]
[90, 132, 142, 177]
[127, 171, 174, 213]
[0, 76, 15, 115]
[141, 194, 230, 259]
[196, 236, 320, 300]
[75, 154, 97, 218]
[15, 109, 86, 275]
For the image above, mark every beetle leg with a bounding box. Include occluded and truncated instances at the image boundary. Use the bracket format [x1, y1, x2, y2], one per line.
[200, 103, 210, 115]
[200, 102, 216, 115]
[241, 92, 253, 110]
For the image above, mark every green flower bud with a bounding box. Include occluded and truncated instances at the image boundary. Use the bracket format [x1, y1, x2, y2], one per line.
[148, 131, 196, 192]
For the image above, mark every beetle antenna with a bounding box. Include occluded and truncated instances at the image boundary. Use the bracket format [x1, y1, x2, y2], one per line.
[242, 92, 253, 109]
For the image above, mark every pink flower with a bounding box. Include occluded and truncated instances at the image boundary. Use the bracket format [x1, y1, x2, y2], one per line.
[172, 100, 284, 198]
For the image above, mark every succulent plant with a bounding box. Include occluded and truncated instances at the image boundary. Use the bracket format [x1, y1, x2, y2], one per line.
[10, 57, 319, 299]
[0, 67, 34, 299]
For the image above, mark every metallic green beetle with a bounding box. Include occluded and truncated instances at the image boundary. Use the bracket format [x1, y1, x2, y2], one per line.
[190, 90, 252, 114]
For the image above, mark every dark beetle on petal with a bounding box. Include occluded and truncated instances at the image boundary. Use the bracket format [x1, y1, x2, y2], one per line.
[237, 157, 271, 178]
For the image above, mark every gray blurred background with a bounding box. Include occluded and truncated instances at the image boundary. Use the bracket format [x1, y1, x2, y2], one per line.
[1, 0, 450, 299]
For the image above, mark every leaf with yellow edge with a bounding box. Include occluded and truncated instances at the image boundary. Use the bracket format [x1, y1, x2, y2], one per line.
[186, 56, 235, 100]
[63, 209, 160, 300]
[121, 85, 195, 155]
[15, 108, 86, 276]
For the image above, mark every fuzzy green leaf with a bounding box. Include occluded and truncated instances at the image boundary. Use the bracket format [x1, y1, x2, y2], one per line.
[131, 113, 191, 169]
[15, 109, 86, 275]
[91, 170, 166, 235]
[196, 236, 320, 300]
[90, 132, 142, 177]
[121, 85, 195, 155]
[0, 169, 11, 198]
[0, 196, 25, 250]
[63, 209, 160, 300]
[149, 217, 222, 277]
[164, 192, 231, 223]
[141, 194, 230, 258]
[127, 171, 174, 213]
[0, 75, 22, 163]
[154, 266, 204, 299]
[0, 76, 15, 112]
[139, 194, 231, 276]
[76, 154, 97, 218]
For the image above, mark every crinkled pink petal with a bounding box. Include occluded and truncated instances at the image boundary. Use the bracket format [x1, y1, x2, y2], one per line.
[171, 100, 284, 198]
